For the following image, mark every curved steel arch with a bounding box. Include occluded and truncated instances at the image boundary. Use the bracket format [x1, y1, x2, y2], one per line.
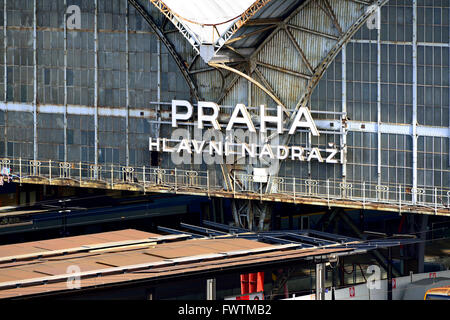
[144, 0, 390, 230]
[218, 0, 388, 113]
[214, 0, 389, 230]
[128, 0, 200, 101]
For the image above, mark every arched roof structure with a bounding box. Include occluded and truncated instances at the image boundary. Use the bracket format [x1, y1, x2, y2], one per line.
[145, 0, 387, 110]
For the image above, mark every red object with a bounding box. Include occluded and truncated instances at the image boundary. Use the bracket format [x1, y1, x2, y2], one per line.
[257, 272, 264, 293]
[249, 273, 257, 293]
[240, 274, 249, 294]
[349, 287, 355, 297]
[236, 295, 250, 300]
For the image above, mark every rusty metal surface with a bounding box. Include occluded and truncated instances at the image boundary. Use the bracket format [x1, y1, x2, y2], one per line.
[0, 229, 161, 261]
[0, 228, 356, 299]
[0, 246, 351, 299]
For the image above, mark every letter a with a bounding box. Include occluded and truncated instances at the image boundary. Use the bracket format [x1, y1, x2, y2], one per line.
[288, 106, 319, 136]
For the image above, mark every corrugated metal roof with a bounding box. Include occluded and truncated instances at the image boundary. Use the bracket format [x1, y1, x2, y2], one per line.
[0, 228, 354, 299]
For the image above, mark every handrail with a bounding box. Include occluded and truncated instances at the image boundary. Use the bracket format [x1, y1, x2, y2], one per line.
[0, 157, 449, 214]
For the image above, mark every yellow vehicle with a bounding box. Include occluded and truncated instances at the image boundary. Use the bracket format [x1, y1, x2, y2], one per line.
[424, 286, 450, 300]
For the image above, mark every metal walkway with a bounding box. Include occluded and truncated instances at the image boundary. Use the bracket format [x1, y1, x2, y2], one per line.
[1, 157, 449, 217]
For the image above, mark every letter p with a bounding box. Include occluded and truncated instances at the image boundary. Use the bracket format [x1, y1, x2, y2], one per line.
[172, 100, 193, 128]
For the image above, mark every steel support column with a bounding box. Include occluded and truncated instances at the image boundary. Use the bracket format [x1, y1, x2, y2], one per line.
[157, 38, 161, 138]
[387, 246, 392, 300]
[33, 0, 37, 161]
[125, 0, 130, 166]
[417, 215, 428, 273]
[337, 209, 401, 277]
[315, 262, 325, 300]
[448, 18, 450, 167]
[341, 44, 347, 180]
[206, 278, 216, 300]
[63, 0, 68, 162]
[376, 6, 382, 186]
[94, 0, 99, 176]
[412, 0, 418, 204]
[3, 0, 7, 157]
[127, 0, 199, 101]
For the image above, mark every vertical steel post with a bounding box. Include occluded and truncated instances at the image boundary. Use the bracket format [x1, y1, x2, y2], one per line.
[326, 179, 330, 208]
[376, 6, 382, 187]
[331, 265, 336, 300]
[412, 0, 418, 204]
[3, 0, 7, 157]
[307, 131, 312, 177]
[387, 247, 392, 300]
[63, 0, 68, 163]
[125, 0, 130, 167]
[2, 0, 5, 101]
[362, 181, 366, 209]
[94, 0, 99, 177]
[206, 278, 216, 300]
[233, 170, 236, 197]
[33, 0, 37, 161]
[341, 44, 347, 180]
[207, 170, 210, 197]
[315, 262, 325, 300]
[260, 180, 262, 202]
[143, 165, 146, 193]
[434, 188, 438, 214]
[293, 177, 296, 203]
[157, 39, 161, 138]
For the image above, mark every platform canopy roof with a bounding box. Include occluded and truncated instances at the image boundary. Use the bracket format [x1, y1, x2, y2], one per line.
[0, 223, 419, 299]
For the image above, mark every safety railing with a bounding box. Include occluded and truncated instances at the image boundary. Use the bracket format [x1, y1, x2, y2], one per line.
[0, 157, 449, 214]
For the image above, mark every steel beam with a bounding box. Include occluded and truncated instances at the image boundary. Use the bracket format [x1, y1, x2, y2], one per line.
[284, 25, 314, 75]
[206, 278, 216, 300]
[64, 0, 68, 162]
[33, 0, 37, 161]
[341, 44, 347, 179]
[350, 39, 450, 48]
[156, 38, 161, 143]
[94, 0, 99, 176]
[125, 0, 130, 166]
[128, 0, 199, 101]
[387, 246, 392, 300]
[337, 209, 401, 277]
[179, 222, 228, 237]
[286, 23, 339, 41]
[377, 7, 381, 186]
[2, 101, 450, 139]
[3, 0, 7, 157]
[319, 0, 343, 35]
[315, 262, 326, 300]
[412, 0, 418, 204]
[156, 226, 204, 239]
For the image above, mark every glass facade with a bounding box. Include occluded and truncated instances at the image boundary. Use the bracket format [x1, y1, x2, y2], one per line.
[0, 0, 448, 193]
[311, 0, 449, 190]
